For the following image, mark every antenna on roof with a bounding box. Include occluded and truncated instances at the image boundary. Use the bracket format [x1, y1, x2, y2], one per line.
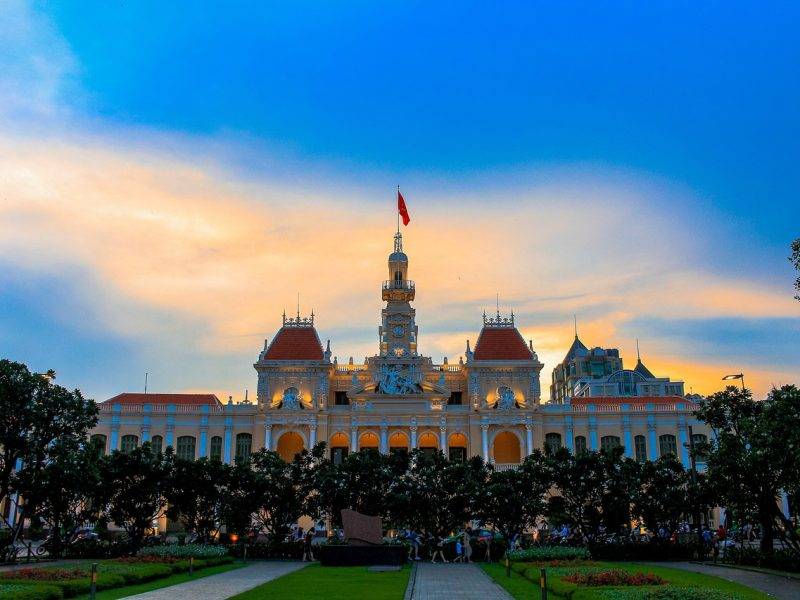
[144, 372, 148, 394]
[636, 338, 641, 362]
[573, 314, 578, 338]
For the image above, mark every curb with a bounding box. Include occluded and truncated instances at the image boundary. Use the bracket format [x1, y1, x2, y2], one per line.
[403, 561, 418, 600]
[689, 561, 800, 582]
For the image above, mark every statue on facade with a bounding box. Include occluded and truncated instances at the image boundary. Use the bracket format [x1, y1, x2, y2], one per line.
[377, 364, 420, 394]
[282, 386, 302, 410]
[496, 386, 517, 410]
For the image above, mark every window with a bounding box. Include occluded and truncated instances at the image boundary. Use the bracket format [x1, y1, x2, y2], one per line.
[150, 435, 163, 454]
[659, 434, 677, 457]
[120, 435, 138, 454]
[235, 433, 253, 461]
[334, 391, 350, 406]
[210, 436, 223, 460]
[176, 436, 196, 461]
[90, 434, 107, 454]
[331, 446, 348, 465]
[634, 435, 647, 463]
[448, 391, 463, 406]
[601, 435, 621, 453]
[449, 447, 466, 462]
[394, 270, 402, 285]
[545, 432, 562, 454]
[574, 435, 587, 454]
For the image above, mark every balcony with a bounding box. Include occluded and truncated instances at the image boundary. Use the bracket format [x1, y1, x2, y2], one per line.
[382, 280, 415, 301]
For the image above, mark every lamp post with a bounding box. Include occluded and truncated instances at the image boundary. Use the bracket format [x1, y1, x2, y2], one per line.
[722, 373, 745, 391]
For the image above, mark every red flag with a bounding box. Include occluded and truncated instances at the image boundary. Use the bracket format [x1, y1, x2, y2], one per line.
[397, 190, 410, 226]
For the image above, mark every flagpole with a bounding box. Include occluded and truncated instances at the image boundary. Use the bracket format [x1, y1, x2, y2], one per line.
[396, 185, 400, 234]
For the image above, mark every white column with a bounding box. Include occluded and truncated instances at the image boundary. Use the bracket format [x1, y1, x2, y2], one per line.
[410, 426, 418, 449]
[223, 426, 232, 463]
[199, 427, 208, 458]
[525, 424, 534, 456]
[350, 426, 358, 452]
[264, 424, 272, 451]
[380, 426, 388, 454]
[309, 424, 317, 448]
[481, 424, 489, 460]
[439, 426, 447, 454]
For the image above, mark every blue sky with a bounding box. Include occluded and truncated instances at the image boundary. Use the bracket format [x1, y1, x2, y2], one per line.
[1, 1, 798, 400]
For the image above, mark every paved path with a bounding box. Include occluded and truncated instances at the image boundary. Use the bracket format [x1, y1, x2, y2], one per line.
[652, 562, 800, 599]
[408, 562, 512, 600]
[123, 561, 306, 600]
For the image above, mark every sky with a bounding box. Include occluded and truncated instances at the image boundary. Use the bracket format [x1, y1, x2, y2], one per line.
[1, 1, 798, 402]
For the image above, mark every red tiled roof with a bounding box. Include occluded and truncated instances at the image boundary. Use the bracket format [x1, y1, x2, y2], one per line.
[473, 327, 533, 361]
[263, 326, 324, 361]
[570, 396, 688, 405]
[103, 393, 222, 406]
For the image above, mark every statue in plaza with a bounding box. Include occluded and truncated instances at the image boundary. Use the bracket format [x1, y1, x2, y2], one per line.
[341, 509, 383, 546]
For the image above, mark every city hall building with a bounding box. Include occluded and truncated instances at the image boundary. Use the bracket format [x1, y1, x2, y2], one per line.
[91, 231, 709, 472]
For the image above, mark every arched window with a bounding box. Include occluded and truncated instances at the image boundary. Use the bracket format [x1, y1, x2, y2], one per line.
[120, 435, 138, 454]
[659, 434, 677, 457]
[574, 435, 587, 454]
[634, 435, 647, 462]
[277, 432, 305, 461]
[210, 436, 223, 460]
[493, 432, 521, 464]
[394, 270, 403, 285]
[235, 433, 253, 461]
[90, 434, 107, 454]
[448, 433, 467, 462]
[176, 436, 196, 461]
[601, 435, 621, 453]
[150, 435, 163, 454]
[545, 432, 562, 454]
[418, 432, 438, 458]
[330, 432, 349, 464]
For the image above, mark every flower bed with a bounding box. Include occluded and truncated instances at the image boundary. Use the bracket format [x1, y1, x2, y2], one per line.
[0, 584, 63, 600]
[507, 546, 591, 562]
[136, 544, 228, 560]
[563, 570, 665, 586]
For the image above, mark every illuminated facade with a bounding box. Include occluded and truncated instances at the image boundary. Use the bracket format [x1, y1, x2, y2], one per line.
[91, 231, 709, 472]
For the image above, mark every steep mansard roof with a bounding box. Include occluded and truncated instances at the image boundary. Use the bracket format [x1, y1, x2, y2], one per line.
[473, 326, 533, 361]
[563, 335, 589, 361]
[263, 325, 324, 361]
[103, 393, 222, 406]
[633, 358, 656, 379]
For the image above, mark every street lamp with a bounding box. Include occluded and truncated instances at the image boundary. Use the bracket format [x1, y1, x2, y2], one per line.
[722, 373, 745, 390]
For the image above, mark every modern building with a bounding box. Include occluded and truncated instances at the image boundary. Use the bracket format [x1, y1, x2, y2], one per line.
[90, 230, 709, 475]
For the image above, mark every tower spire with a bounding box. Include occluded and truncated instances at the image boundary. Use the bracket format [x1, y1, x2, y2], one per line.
[636, 338, 641, 362]
[573, 314, 578, 338]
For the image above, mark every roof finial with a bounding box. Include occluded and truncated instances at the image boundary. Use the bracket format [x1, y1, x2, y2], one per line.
[573, 314, 578, 338]
[496, 292, 500, 319]
[636, 338, 641, 362]
[297, 292, 300, 319]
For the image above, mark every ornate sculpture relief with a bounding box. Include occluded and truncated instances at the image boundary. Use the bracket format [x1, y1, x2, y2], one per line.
[495, 386, 518, 410]
[376, 364, 421, 394]
[281, 386, 303, 410]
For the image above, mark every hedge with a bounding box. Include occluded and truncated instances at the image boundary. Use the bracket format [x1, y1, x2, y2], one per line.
[507, 546, 590, 562]
[137, 544, 229, 560]
[0, 584, 63, 600]
[723, 546, 800, 573]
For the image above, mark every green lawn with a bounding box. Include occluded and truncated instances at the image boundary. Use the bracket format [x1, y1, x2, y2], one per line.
[230, 564, 411, 600]
[482, 561, 772, 600]
[71, 562, 246, 600]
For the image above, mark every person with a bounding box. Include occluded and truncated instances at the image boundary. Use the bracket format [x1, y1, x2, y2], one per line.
[430, 534, 448, 563]
[406, 529, 421, 561]
[295, 526, 304, 542]
[463, 530, 473, 563]
[302, 528, 314, 562]
[453, 539, 464, 563]
[509, 531, 520, 552]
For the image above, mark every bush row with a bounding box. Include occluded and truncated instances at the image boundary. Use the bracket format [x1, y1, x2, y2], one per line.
[723, 546, 800, 573]
[508, 546, 590, 562]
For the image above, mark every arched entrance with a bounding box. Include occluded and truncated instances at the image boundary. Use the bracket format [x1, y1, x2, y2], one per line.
[418, 432, 438, 457]
[359, 431, 379, 451]
[276, 431, 305, 462]
[493, 431, 521, 464]
[330, 432, 349, 465]
[389, 432, 409, 457]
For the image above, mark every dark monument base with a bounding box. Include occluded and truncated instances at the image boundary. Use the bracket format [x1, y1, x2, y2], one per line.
[318, 544, 407, 567]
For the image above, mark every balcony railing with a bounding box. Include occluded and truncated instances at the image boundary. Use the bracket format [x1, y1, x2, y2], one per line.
[382, 280, 415, 291]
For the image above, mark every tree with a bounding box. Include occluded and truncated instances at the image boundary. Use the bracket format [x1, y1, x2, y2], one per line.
[474, 451, 551, 546]
[96, 443, 170, 552]
[791, 238, 800, 301]
[16, 438, 102, 557]
[629, 455, 688, 532]
[250, 449, 306, 543]
[548, 448, 606, 534]
[164, 457, 229, 542]
[694, 385, 800, 553]
[0, 360, 98, 543]
[222, 459, 263, 538]
[389, 450, 487, 536]
[599, 448, 638, 532]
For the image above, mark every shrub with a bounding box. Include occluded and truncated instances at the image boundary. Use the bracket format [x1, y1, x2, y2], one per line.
[0, 584, 64, 600]
[0, 569, 89, 582]
[589, 587, 750, 599]
[233, 541, 303, 560]
[588, 539, 700, 561]
[723, 546, 800, 572]
[508, 546, 590, 562]
[137, 544, 228, 559]
[563, 570, 665, 586]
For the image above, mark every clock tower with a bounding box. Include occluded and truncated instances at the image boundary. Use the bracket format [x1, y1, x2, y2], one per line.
[379, 231, 418, 358]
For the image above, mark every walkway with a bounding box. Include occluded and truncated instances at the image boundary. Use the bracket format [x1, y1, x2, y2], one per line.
[407, 563, 512, 600]
[652, 562, 800, 600]
[123, 561, 306, 599]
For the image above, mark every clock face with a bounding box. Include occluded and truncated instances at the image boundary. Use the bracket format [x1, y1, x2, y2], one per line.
[392, 325, 405, 337]
[392, 346, 406, 357]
